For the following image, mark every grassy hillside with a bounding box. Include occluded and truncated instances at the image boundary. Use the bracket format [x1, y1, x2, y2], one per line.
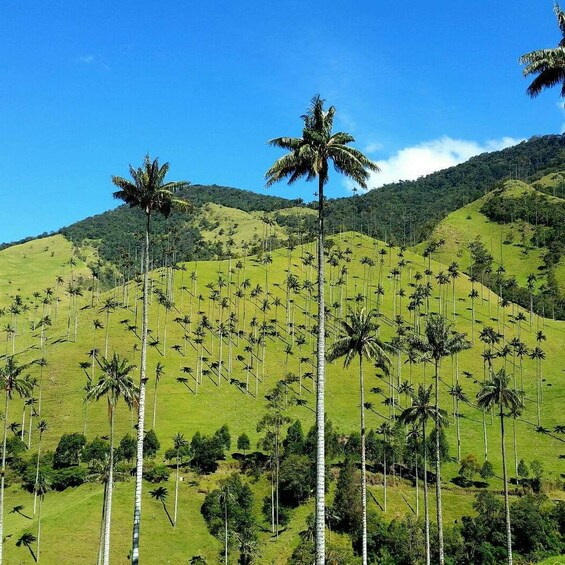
[0, 230, 563, 563]
[0, 234, 90, 308]
[414, 180, 548, 288]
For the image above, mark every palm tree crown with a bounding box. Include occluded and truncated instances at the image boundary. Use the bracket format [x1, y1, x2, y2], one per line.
[112, 155, 189, 217]
[265, 94, 379, 189]
[476, 368, 524, 416]
[327, 308, 390, 369]
[520, 3, 565, 97]
[86, 354, 138, 411]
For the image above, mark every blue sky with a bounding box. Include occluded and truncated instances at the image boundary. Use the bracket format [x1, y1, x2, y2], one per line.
[1, 1, 563, 243]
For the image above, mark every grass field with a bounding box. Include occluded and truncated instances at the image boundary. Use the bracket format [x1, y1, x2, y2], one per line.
[0, 218, 563, 562]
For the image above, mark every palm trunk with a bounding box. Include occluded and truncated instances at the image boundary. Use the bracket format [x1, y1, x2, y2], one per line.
[37, 494, 43, 562]
[33, 432, 43, 516]
[174, 456, 180, 527]
[0, 388, 10, 565]
[434, 359, 444, 565]
[423, 420, 430, 565]
[97, 481, 107, 565]
[359, 355, 368, 565]
[500, 404, 513, 565]
[131, 213, 150, 564]
[103, 409, 115, 565]
[315, 178, 326, 565]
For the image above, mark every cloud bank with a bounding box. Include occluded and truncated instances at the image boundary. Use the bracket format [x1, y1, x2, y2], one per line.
[361, 136, 522, 190]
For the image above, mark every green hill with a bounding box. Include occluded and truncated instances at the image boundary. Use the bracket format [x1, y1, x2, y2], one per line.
[416, 178, 565, 319]
[0, 226, 563, 563]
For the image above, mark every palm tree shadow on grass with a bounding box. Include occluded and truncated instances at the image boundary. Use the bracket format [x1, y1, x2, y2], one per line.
[16, 532, 37, 562]
[150, 486, 174, 527]
[10, 504, 32, 520]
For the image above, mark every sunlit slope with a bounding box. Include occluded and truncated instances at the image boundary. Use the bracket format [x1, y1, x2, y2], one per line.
[0, 234, 90, 308]
[414, 180, 555, 289]
[1, 231, 564, 562]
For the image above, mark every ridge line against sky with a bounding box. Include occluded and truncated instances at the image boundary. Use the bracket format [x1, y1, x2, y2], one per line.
[1, 1, 563, 243]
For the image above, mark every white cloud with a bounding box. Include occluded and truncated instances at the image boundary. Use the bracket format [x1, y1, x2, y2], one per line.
[364, 142, 383, 154]
[77, 55, 94, 64]
[359, 135, 522, 190]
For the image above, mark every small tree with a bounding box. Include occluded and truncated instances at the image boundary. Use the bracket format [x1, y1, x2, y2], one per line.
[459, 454, 481, 486]
[143, 429, 160, 458]
[237, 433, 250, 455]
[480, 460, 495, 483]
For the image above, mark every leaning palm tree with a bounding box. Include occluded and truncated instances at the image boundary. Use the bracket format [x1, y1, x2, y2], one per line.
[86, 353, 138, 565]
[398, 385, 445, 565]
[477, 368, 524, 565]
[409, 313, 470, 565]
[0, 358, 32, 565]
[112, 155, 188, 564]
[520, 4, 565, 98]
[265, 95, 379, 563]
[327, 308, 390, 565]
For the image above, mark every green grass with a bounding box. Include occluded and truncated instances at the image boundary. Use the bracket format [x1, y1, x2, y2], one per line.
[414, 179, 564, 292]
[1, 228, 564, 562]
[0, 235, 89, 308]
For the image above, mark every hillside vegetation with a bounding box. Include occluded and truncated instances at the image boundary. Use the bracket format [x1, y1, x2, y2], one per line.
[0, 227, 563, 563]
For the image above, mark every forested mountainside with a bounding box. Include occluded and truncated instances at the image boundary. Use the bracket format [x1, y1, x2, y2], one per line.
[3, 135, 565, 289]
[323, 134, 565, 244]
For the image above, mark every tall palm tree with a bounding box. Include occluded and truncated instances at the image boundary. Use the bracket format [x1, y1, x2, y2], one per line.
[171, 432, 189, 527]
[398, 385, 445, 565]
[409, 313, 470, 565]
[327, 308, 390, 565]
[35, 470, 51, 562]
[477, 369, 524, 565]
[0, 358, 32, 565]
[265, 95, 378, 563]
[33, 420, 48, 517]
[520, 4, 565, 98]
[112, 155, 188, 564]
[86, 353, 138, 565]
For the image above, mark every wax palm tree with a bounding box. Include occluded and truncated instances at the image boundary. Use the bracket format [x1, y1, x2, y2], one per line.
[265, 95, 378, 563]
[520, 4, 565, 98]
[86, 353, 138, 565]
[477, 369, 524, 565]
[152, 362, 165, 430]
[112, 155, 188, 564]
[0, 358, 32, 565]
[408, 313, 470, 565]
[33, 420, 48, 517]
[171, 432, 189, 527]
[35, 471, 51, 562]
[398, 385, 445, 565]
[327, 307, 390, 565]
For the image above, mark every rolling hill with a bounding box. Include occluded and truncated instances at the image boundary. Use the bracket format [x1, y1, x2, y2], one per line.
[0, 220, 563, 563]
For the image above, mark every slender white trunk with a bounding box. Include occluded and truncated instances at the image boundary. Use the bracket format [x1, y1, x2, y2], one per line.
[131, 213, 150, 564]
[359, 355, 367, 565]
[0, 388, 10, 565]
[500, 405, 513, 565]
[435, 360, 444, 565]
[174, 457, 179, 527]
[315, 180, 326, 564]
[423, 420, 430, 565]
[103, 409, 115, 565]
